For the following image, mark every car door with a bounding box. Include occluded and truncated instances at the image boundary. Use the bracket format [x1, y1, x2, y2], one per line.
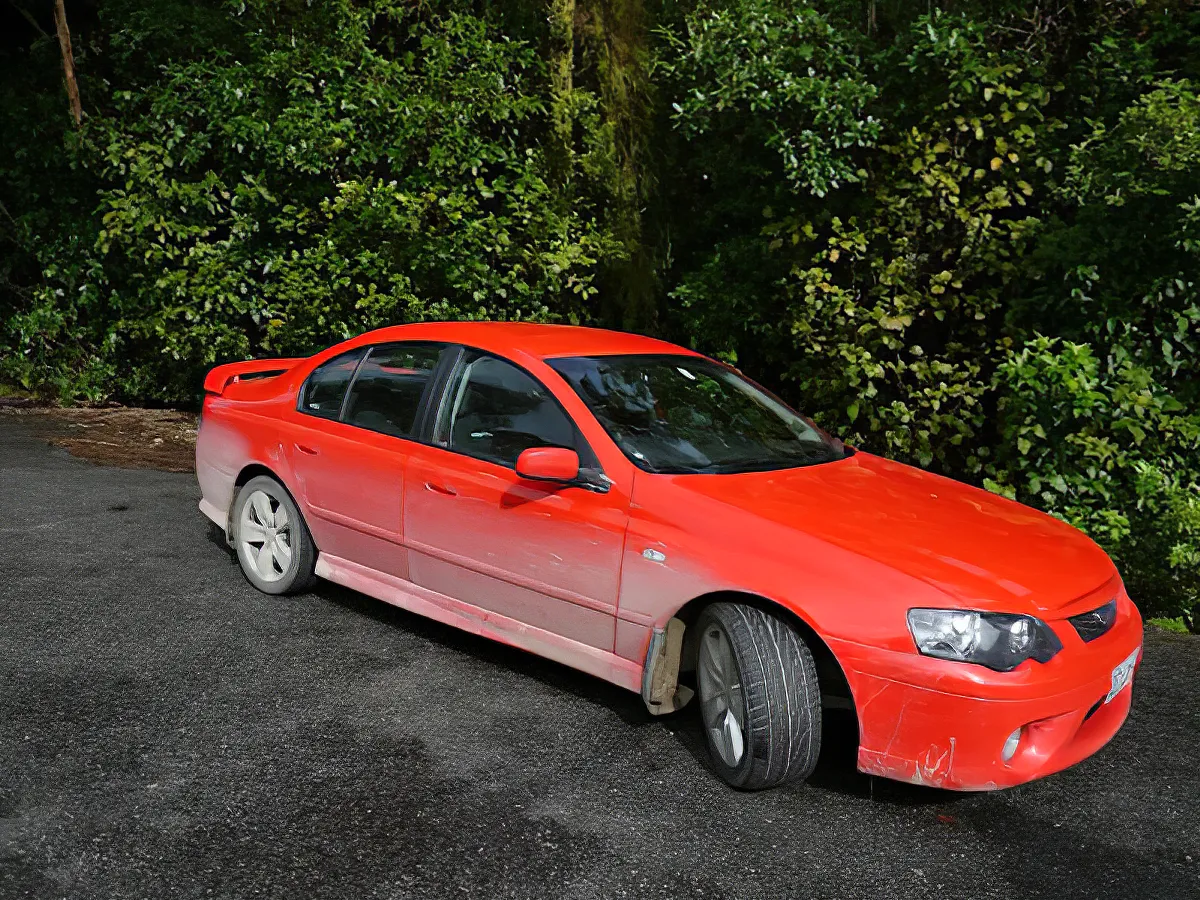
[282, 341, 447, 580]
[403, 349, 629, 652]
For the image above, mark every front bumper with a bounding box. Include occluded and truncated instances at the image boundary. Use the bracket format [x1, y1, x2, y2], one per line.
[829, 594, 1143, 791]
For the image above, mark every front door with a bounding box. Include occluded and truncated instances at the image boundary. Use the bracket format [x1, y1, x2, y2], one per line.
[403, 352, 629, 652]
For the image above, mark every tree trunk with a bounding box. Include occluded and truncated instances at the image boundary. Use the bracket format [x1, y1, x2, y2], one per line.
[548, 0, 576, 186]
[587, 0, 654, 328]
[53, 0, 82, 126]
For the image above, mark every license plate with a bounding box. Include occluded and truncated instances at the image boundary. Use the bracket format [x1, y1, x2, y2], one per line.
[1106, 647, 1140, 704]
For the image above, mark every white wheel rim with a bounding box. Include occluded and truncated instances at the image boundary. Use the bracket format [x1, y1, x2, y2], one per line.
[697, 624, 746, 767]
[237, 489, 292, 583]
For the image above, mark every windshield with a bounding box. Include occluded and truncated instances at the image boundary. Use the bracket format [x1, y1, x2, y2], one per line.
[547, 354, 847, 474]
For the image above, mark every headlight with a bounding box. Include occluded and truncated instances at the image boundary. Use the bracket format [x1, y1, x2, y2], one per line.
[907, 609, 1062, 672]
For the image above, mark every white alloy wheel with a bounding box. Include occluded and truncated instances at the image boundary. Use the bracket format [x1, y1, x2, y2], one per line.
[237, 489, 293, 583]
[231, 475, 316, 595]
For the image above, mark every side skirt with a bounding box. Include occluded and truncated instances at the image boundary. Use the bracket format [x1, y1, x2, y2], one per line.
[314, 553, 643, 693]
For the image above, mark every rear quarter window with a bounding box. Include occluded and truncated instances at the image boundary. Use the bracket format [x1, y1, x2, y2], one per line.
[299, 348, 366, 419]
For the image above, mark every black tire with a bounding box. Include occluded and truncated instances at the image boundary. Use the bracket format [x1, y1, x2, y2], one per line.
[231, 475, 317, 595]
[694, 602, 822, 790]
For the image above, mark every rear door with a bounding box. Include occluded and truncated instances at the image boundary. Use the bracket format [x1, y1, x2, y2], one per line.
[403, 349, 630, 652]
[282, 342, 448, 580]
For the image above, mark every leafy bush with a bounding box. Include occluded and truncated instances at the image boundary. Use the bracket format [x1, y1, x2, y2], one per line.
[654, 1, 880, 198]
[988, 337, 1200, 620]
[663, 13, 1054, 472]
[999, 75, 1200, 625]
[2, 1, 620, 403]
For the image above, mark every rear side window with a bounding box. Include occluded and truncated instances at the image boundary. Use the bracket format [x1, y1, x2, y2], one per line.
[299, 348, 365, 419]
[343, 343, 443, 437]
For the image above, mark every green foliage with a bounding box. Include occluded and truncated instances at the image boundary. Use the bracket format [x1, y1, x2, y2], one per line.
[655, 0, 879, 197]
[1052, 79, 1200, 395]
[1149, 616, 1192, 635]
[987, 336, 1200, 619]
[998, 70, 1200, 624]
[665, 12, 1054, 470]
[2, 1, 620, 403]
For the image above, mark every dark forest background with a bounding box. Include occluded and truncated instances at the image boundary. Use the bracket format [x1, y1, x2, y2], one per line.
[2, 0, 1199, 623]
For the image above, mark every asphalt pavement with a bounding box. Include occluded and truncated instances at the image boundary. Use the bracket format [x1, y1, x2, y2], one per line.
[1, 416, 1197, 899]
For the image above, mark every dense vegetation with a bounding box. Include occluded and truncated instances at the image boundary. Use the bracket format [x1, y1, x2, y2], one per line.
[2, 0, 1199, 626]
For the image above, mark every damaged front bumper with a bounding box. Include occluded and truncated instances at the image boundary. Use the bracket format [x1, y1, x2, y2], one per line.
[828, 597, 1144, 791]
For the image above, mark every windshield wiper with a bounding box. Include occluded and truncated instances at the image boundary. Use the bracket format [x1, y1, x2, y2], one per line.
[704, 450, 841, 474]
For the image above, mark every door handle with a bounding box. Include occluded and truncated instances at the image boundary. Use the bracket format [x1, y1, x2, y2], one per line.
[424, 481, 457, 497]
[295, 443, 320, 456]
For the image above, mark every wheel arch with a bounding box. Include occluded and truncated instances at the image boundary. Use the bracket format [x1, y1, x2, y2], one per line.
[234, 462, 280, 490]
[228, 463, 310, 545]
[671, 590, 856, 717]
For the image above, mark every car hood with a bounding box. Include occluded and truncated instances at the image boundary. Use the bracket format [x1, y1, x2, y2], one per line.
[667, 452, 1116, 615]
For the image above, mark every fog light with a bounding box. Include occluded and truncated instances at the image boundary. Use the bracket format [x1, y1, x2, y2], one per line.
[1002, 727, 1023, 763]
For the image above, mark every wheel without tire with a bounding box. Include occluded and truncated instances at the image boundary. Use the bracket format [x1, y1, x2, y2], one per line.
[695, 602, 822, 790]
[231, 475, 317, 595]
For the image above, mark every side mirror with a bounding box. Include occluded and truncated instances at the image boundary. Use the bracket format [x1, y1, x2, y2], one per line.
[515, 447, 580, 484]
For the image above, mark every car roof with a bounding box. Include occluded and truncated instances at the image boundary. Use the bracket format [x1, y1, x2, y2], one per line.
[352, 322, 702, 361]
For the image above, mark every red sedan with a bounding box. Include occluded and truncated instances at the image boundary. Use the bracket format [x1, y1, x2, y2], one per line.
[197, 323, 1142, 790]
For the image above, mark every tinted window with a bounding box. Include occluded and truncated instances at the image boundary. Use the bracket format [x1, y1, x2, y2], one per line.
[343, 343, 443, 437]
[300, 348, 365, 419]
[548, 354, 846, 474]
[444, 354, 578, 468]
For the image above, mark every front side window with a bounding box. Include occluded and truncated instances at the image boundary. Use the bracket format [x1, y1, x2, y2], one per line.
[343, 343, 443, 437]
[299, 348, 366, 420]
[548, 354, 847, 474]
[442, 353, 581, 468]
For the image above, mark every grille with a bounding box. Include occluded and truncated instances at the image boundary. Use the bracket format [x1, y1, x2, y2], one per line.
[1069, 598, 1118, 643]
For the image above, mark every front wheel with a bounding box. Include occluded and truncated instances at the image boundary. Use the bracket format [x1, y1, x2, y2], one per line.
[231, 475, 317, 595]
[695, 602, 822, 790]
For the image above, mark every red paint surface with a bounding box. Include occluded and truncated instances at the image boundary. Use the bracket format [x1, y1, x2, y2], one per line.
[197, 322, 1143, 790]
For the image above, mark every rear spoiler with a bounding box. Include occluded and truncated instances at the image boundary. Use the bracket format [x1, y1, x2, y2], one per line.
[203, 358, 305, 395]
